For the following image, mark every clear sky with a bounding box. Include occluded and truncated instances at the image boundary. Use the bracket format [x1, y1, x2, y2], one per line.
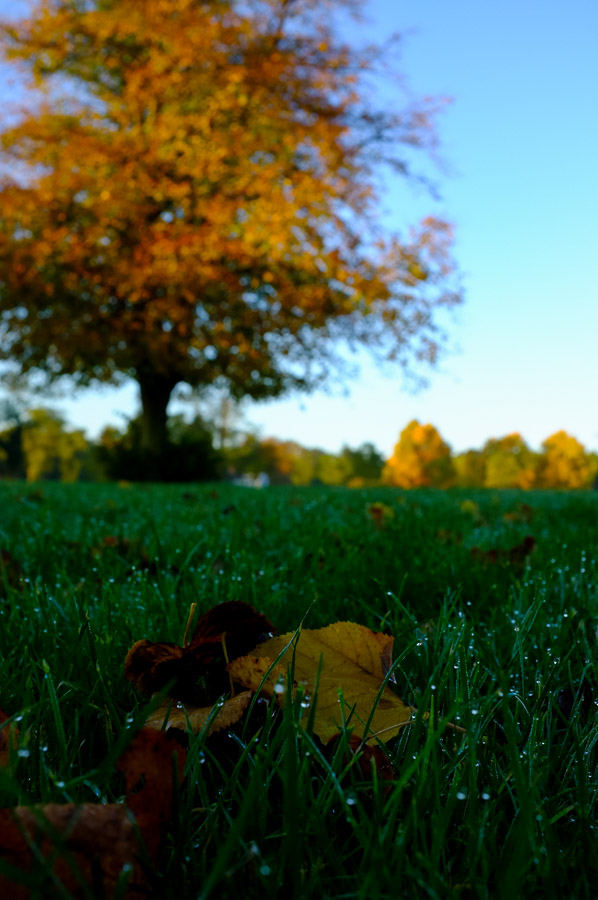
[2, 0, 598, 456]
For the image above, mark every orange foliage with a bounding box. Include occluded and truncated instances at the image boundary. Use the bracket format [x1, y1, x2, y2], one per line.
[0, 0, 461, 451]
[482, 433, 539, 489]
[537, 430, 593, 489]
[382, 420, 455, 488]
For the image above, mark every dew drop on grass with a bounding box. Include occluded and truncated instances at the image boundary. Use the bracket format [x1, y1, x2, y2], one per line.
[260, 865, 271, 877]
[456, 791, 467, 800]
[481, 792, 491, 801]
[274, 684, 285, 695]
[17, 749, 30, 758]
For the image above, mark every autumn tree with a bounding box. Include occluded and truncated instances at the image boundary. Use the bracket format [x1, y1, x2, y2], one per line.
[340, 442, 385, 486]
[20, 408, 89, 482]
[537, 430, 593, 489]
[453, 449, 485, 488]
[0, 0, 461, 473]
[482, 433, 538, 489]
[382, 420, 455, 488]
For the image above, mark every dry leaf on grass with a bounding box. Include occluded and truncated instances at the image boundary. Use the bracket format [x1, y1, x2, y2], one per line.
[125, 600, 275, 705]
[228, 622, 413, 744]
[0, 729, 185, 899]
[0, 709, 18, 769]
[471, 535, 535, 571]
[126, 601, 275, 733]
[145, 690, 254, 735]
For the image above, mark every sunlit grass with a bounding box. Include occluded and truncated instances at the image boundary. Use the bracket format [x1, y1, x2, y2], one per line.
[1, 482, 598, 897]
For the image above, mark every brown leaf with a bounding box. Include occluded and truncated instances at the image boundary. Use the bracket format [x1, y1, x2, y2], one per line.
[0, 709, 18, 769]
[144, 691, 254, 735]
[125, 601, 276, 706]
[118, 728, 186, 854]
[228, 622, 413, 744]
[471, 535, 535, 570]
[125, 640, 185, 696]
[0, 729, 185, 898]
[366, 502, 395, 528]
[0, 804, 139, 899]
[503, 503, 535, 523]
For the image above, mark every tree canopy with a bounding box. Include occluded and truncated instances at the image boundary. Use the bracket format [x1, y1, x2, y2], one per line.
[382, 419, 455, 488]
[0, 0, 461, 466]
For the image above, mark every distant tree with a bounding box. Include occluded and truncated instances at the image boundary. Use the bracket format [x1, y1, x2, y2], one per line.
[20, 408, 89, 482]
[382, 420, 455, 488]
[96, 413, 220, 482]
[0, 400, 26, 478]
[453, 449, 485, 488]
[0, 0, 461, 476]
[340, 442, 385, 486]
[537, 431, 593, 488]
[482, 433, 538, 489]
[314, 452, 352, 487]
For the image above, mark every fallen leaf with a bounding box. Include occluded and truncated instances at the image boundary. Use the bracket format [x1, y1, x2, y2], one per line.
[0, 709, 18, 769]
[125, 601, 276, 706]
[366, 502, 395, 528]
[471, 535, 535, 571]
[503, 503, 535, 523]
[0, 729, 185, 898]
[228, 622, 413, 744]
[145, 690, 254, 735]
[117, 728, 186, 855]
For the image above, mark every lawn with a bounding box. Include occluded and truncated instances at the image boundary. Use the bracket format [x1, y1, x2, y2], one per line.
[1, 482, 597, 898]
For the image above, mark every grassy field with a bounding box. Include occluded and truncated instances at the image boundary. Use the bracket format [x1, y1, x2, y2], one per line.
[1, 482, 598, 898]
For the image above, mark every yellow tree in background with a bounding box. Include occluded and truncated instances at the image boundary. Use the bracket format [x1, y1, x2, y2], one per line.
[383, 420, 455, 488]
[0, 0, 461, 474]
[482, 433, 538, 489]
[537, 431, 593, 488]
[21, 409, 88, 482]
[453, 449, 485, 487]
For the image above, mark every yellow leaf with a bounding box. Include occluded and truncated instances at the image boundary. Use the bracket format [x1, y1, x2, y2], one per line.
[144, 691, 253, 735]
[228, 623, 413, 744]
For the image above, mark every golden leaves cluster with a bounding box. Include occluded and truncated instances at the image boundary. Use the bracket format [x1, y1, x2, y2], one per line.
[0, 0, 461, 391]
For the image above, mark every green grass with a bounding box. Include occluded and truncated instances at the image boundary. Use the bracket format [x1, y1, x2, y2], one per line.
[1, 482, 598, 898]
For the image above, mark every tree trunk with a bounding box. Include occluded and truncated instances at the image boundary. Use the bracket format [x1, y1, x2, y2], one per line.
[136, 371, 178, 478]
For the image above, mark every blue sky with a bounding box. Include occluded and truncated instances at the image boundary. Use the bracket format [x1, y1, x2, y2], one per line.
[2, 0, 598, 456]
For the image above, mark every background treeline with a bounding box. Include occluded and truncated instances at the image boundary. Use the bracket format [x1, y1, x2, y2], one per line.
[0, 406, 597, 489]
